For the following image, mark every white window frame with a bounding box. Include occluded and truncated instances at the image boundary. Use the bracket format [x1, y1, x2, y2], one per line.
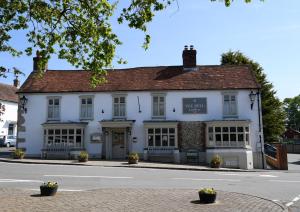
[206, 121, 250, 148]
[151, 93, 166, 119]
[43, 126, 85, 148]
[222, 92, 238, 118]
[79, 96, 94, 120]
[47, 96, 61, 121]
[112, 94, 127, 119]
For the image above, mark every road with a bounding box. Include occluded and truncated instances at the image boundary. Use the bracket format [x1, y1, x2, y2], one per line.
[0, 161, 299, 211]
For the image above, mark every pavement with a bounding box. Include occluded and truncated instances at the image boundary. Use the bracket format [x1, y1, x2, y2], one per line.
[0, 156, 260, 172]
[0, 188, 287, 212]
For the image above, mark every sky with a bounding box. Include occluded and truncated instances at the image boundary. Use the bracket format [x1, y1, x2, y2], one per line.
[0, 0, 299, 100]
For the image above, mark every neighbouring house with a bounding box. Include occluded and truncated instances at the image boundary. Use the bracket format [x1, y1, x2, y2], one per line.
[0, 80, 19, 141]
[17, 46, 265, 169]
[283, 128, 300, 141]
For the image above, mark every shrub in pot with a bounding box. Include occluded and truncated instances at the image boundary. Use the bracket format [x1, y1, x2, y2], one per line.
[40, 181, 58, 196]
[78, 151, 88, 162]
[12, 149, 25, 159]
[210, 155, 222, 168]
[198, 188, 217, 204]
[128, 152, 139, 164]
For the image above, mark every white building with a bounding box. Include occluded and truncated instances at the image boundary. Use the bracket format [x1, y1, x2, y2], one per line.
[17, 46, 265, 169]
[0, 82, 18, 140]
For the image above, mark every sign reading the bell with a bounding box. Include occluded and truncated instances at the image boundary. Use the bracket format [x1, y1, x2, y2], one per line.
[182, 98, 207, 114]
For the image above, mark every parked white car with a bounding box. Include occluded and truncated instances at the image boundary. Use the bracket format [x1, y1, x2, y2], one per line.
[4, 135, 16, 147]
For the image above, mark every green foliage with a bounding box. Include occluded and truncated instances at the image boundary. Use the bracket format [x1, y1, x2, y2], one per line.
[12, 149, 25, 159]
[128, 152, 139, 161]
[221, 51, 286, 143]
[210, 155, 222, 168]
[283, 95, 300, 130]
[78, 151, 89, 162]
[0, 1, 262, 85]
[199, 188, 216, 195]
[40, 181, 58, 188]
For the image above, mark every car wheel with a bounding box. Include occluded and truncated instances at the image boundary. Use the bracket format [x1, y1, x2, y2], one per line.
[6, 143, 10, 148]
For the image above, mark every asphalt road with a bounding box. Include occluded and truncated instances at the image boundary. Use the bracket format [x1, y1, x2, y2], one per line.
[0, 162, 299, 211]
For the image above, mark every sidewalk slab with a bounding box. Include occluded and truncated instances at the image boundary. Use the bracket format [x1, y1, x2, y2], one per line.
[0, 157, 262, 172]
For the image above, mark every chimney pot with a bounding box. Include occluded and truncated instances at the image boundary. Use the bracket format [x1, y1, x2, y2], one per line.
[190, 45, 194, 50]
[184, 45, 188, 50]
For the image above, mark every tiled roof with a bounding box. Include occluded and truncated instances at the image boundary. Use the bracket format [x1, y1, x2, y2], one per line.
[0, 83, 18, 103]
[18, 65, 260, 93]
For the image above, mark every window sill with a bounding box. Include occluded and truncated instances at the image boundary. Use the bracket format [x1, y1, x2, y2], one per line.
[223, 115, 239, 119]
[151, 116, 166, 120]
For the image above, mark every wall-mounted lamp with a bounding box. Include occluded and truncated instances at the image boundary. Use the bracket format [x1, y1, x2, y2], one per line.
[20, 95, 28, 113]
[101, 109, 104, 114]
[173, 107, 176, 112]
[104, 131, 109, 136]
[249, 91, 257, 110]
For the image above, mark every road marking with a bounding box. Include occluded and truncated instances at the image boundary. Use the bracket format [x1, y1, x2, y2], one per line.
[0, 179, 43, 183]
[44, 175, 133, 179]
[172, 178, 240, 182]
[259, 175, 278, 178]
[270, 180, 300, 183]
[28, 188, 84, 192]
[286, 194, 300, 207]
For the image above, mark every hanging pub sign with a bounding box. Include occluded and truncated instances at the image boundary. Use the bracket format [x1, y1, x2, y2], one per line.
[182, 98, 207, 114]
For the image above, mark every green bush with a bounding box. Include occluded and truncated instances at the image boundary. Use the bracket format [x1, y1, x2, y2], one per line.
[210, 155, 222, 168]
[12, 149, 25, 159]
[199, 188, 216, 195]
[78, 151, 89, 162]
[40, 181, 58, 188]
[128, 152, 139, 164]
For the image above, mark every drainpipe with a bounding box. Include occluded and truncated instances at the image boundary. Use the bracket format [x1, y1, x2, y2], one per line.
[257, 90, 265, 169]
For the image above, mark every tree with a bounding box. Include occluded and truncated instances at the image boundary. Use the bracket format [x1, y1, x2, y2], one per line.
[221, 51, 285, 143]
[283, 95, 300, 131]
[0, 0, 261, 86]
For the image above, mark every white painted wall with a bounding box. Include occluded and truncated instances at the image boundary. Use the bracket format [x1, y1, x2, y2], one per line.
[18, 89, 262, 159]
[0, 100, 18, 137]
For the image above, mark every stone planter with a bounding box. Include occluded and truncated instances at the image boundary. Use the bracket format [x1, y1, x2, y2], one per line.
[78, 158, 88, 162]
[40, 186, 58, 196]
[198, 192, 217, 204]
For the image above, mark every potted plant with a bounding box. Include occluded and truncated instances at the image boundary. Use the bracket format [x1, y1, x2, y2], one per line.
[78, 151, 88, 162]
[40, 181, 58, 196]
[210, 154, 222, 168]
[198, 188, 217, 204]
[128, 152, 139, 164]
[12, 149, 25, 159]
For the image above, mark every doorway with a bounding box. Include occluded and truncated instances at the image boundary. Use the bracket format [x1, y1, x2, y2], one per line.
[112, 130, 125, 159]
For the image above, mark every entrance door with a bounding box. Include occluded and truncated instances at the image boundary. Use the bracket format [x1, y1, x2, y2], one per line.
[112, 131, 125, 159]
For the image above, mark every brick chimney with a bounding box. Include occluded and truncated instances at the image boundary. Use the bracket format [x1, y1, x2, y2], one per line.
[33, 51, 48, 72]
[13, 76, 19, 88]
[182, 45, 197, 71]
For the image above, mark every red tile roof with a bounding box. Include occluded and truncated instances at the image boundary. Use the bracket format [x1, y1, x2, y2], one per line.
[0, 83, 18, 103]
[18, 65, 260, 93]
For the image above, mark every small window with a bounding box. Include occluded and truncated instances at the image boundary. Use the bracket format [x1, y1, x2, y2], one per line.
[80, 97, 93, 120]
[113, 96, 126, 118]
[47, 97, 60, 120]
[152, 94, 165, 118]
[223, 93, 237, 117]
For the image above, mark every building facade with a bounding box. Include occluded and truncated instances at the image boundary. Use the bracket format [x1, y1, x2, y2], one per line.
[0, 82, 18, 140]
[17, 47, 265, 169]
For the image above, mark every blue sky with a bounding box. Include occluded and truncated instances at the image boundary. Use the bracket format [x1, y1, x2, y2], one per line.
[0, 0, 299, 100]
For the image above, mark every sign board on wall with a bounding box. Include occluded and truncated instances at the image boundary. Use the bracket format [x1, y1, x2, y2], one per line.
[182, 98, 207, 114]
